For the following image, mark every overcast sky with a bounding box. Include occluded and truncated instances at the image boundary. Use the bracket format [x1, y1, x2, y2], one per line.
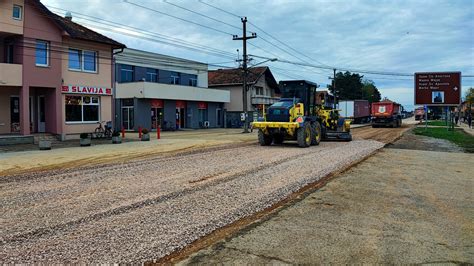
[43, 0, 473, 110]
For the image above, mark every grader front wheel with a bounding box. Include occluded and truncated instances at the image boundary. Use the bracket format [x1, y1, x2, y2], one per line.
[297, 122, 311, 148]
[258, 130, 272, 146]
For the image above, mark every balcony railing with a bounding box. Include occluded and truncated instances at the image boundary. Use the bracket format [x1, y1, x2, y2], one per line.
[251, 95, 280, 105]
[0, 63, 22, 86]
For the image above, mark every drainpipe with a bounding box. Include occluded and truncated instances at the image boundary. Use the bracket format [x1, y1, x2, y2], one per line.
[112, 48, 124, 131]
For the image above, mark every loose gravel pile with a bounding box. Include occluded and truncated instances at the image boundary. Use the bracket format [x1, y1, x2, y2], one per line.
[0, 140, 384, 263]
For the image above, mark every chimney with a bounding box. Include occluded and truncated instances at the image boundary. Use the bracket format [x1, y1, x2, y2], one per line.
[65, 11, 72, 21]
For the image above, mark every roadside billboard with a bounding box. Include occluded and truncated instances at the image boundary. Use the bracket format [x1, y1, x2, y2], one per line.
[414, 72, 461, 106]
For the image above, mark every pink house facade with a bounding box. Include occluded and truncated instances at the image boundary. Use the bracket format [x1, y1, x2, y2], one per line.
[0, 0, 124, 139]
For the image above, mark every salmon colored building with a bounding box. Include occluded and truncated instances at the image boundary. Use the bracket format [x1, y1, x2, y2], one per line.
[0, 0, 124, 140]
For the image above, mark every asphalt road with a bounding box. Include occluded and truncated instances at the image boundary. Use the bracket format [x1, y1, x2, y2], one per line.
[181, 147, 473, 264]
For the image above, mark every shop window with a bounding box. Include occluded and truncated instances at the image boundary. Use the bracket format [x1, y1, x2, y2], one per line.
[65, 96, 100, 123]
[121, 65, 134, 82]
[13, 5, 22, 20]
[35, 40, 49, 67]
[68, 49, 97, 72]
[146, 68, 158, 82]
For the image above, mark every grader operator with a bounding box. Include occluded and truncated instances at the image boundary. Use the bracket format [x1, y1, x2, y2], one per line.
[252, 80, 352, 148]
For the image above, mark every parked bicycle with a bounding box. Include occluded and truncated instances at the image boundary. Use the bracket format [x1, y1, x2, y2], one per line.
[162, 120, 176, 131]
[94, 121, 113, 139]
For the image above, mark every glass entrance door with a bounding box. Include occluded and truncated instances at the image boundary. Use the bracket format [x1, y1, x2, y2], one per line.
[10, 96, 20, 133]
[122, 106, 134, 131]
[151, 107, 163, 130]
[38, 96, 46, 133]
[176, 108, 185, 129]
[216, 108, 222, 127]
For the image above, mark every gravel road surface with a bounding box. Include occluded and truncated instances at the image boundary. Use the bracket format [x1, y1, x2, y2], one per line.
[0, 140, 383, 263]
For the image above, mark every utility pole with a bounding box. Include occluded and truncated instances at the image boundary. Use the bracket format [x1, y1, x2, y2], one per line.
[333, 69, 337, 109]
[233, 17, 256, 133]
[328, 69, 337, 109]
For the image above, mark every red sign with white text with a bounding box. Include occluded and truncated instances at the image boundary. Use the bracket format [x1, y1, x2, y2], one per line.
[62, 85, 112, 96]
[414, 72, 461, 106]
[151, 99, 164, 108]
[176, 100, 186, 108]
[197, 102, 208, 109]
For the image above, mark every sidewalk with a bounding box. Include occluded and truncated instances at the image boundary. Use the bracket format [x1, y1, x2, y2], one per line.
[0, 129, 256, 176]
[458, 122, 474, 136]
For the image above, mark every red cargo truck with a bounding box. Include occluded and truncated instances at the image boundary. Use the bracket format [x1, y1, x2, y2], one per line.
[371, 100, 402, 128]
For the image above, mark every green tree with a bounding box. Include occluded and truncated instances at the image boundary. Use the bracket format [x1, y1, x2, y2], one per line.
[327, 71, 364, 100]
[361, 79, 382, 103]
[465, 87, 474, 104]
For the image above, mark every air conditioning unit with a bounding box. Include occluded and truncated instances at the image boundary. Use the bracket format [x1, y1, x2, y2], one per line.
[203, 121, 210, 128]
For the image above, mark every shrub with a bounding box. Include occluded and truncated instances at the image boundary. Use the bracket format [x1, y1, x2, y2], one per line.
[80, 133, 89, 139]
[141, 128, 149, 134]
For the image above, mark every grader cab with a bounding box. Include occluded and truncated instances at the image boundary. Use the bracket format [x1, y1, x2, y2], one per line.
[252, 80, 352, 148]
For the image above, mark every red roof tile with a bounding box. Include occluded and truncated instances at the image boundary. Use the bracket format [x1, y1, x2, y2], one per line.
[208, 66, 279, 92]
[208, 66, 266, 86]
[31, 0, 125, 48]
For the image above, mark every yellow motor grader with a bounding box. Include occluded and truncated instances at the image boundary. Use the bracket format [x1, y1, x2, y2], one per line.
[252, 80, 351, 148]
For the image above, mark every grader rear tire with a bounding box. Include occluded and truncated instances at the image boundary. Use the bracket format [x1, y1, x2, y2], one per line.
[258, 130, 272, 146]
[297, 122, 311, 148]
[311, 121, 322, 146]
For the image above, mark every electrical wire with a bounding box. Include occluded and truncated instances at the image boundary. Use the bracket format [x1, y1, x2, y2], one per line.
[44, 5, 236, 58]
[11, 43, 236, 71]
[1, 4, 238, 60]
[123, 0, 235, 36]
[250, 54, 416, 77]
[198, 0, 243, 18]
[162, 0, 242, 31]
[191, 1, 329, 76]
[247, 21, 330, 67]
[5, 3, 474, 81]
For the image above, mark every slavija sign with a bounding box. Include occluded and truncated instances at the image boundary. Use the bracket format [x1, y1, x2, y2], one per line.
[414, 72, 461, 106]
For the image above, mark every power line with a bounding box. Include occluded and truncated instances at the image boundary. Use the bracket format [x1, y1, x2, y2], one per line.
[162, 0, 242, 31]
[191, 1, 329, 75]
[198, 0, 242, 18]
[250, 54, 418, 77]
[13, 42, 235, 71]
[247, 43, 281, 59]
[123, 0, 235, 36]
[10, 3, 474, 81]
[9, 4, 237, 61]
[247, 21, 330, 67]
[41, 5, 236, 59]
[193, 0, 320, 74]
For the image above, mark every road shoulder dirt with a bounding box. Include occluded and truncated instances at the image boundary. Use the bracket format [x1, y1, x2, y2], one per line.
[180, 147, 473, 264]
